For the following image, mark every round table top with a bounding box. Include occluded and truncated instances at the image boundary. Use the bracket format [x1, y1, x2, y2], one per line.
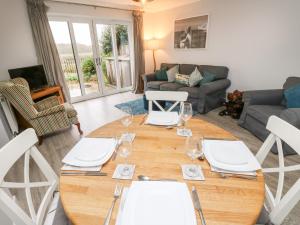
[60, 115, 265, 225]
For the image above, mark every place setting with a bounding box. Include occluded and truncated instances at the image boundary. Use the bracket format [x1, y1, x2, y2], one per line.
[202, 138, 261, 180]
[141, 101, 194, 138]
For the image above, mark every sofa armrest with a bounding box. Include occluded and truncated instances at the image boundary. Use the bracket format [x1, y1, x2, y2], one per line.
[142, 72, 156, 91]
[243, 89, 283, 106]
[199, 79, 231, 96]
[280, 108, 300, 128]
[142, 72, 156, 82]
[34, 105, 65, 118]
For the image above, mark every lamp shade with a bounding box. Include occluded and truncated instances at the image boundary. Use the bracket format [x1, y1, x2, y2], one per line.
[145, 39, 160, 50]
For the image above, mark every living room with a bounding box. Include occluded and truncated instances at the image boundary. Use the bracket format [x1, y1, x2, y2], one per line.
[0, 0, 299, 225]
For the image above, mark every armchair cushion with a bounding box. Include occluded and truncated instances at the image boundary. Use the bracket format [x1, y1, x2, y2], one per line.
[36, 105, 65, 118]
[34, 96, 60, 111]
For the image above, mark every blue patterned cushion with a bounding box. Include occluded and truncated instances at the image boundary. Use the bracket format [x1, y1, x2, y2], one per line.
[284, 84, 300, 108]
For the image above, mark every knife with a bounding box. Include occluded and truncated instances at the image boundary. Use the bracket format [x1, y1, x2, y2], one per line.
[192, 186, 206, 225]
[112, 138, 121, 161]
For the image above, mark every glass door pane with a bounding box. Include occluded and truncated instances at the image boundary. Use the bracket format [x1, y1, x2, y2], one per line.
[49, 21, 82, 98]
[95, 24, 117, 92]
[115, 24, 132, 89]
[72, 22, 100, 95]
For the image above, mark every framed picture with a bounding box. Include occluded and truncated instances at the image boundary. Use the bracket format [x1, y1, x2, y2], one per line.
[174, 15, 209, 49]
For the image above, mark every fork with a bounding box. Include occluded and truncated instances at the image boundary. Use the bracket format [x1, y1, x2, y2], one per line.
[103, 184, 122, 225]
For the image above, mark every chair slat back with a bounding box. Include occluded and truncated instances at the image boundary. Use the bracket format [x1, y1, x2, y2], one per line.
[256, 116, 300, 225]
[145, 91, 188, 112]
[0, 129, 58, 225]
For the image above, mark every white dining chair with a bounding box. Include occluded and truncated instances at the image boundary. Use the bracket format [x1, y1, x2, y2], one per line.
[0, 128, 70, 225]
[255, 116, 300, 225]
[145, 91, 189, 112]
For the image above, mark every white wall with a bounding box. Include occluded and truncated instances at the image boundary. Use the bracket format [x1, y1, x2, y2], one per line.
[144, 0, 300, 91]
[0, 0, 38, 81]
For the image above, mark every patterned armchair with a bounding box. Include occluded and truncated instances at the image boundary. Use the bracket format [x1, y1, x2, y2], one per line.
[0, 78, 82, 143]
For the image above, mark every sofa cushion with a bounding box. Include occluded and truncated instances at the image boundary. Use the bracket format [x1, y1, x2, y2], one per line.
[160, 82, 185, 91]
[189, 67, 203, 87]
[247, 105, 285, 125]
[155, 68, 168, 81]
[178, 87, 199, 99]
[200, 71, 216, 85]
[197, 65, 229, 80]
[179, 64, 196, 75]
[284, 84, 300, 108]
[147, 81, 168, 90]
[166, 65, 179, 82]
[283, 76, 300, 90]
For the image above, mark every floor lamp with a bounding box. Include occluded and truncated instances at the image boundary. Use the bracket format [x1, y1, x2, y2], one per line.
[145, 39, 160, 72]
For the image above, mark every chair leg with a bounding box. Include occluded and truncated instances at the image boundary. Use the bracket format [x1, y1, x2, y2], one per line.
[38, 136, 43, 145]
[75, 123, 83, 135]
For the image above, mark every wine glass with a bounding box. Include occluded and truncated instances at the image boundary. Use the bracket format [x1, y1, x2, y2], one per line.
[120, 106, 133, 141]
[185, 136, 203, 177]
[118, 140, 132, 176]
[180, 102, 193, 136]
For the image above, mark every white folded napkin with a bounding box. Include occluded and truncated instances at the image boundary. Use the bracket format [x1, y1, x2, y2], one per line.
[181, 164, 205, 181]
[145, 111, 179, 126]
[112, 164, 135, 180]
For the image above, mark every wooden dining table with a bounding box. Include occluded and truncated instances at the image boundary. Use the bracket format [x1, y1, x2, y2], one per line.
[60, 115, 265, 225]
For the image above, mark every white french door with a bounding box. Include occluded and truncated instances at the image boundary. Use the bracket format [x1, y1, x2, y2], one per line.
[49, 17, 134, 103]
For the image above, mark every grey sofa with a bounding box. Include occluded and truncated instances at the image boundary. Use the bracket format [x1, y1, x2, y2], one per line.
[143, 63, 231, 113]
[238, 77, 300, 155]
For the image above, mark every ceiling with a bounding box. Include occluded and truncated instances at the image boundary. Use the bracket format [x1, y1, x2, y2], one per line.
[50, 0, 201, 12]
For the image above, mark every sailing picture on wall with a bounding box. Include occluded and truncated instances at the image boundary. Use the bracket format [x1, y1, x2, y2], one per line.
[174, 15, 209, 49]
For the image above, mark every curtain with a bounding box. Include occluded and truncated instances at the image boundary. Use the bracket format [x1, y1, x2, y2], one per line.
[26, 0, 71, 102]
[132, 10, 145, 94]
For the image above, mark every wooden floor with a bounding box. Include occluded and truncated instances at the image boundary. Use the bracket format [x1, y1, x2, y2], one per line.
[5, 92, 300, 225]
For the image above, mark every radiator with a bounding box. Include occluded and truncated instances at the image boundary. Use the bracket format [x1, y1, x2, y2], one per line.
[0, 94, 18, 136]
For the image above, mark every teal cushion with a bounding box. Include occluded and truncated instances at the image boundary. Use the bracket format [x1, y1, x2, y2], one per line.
[155, 68, 168, 81]
[200, 71, 216, 85]
[284, 84, 300, 108]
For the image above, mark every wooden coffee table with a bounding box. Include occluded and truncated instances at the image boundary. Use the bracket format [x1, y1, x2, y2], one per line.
[60, 115, 265, 225]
